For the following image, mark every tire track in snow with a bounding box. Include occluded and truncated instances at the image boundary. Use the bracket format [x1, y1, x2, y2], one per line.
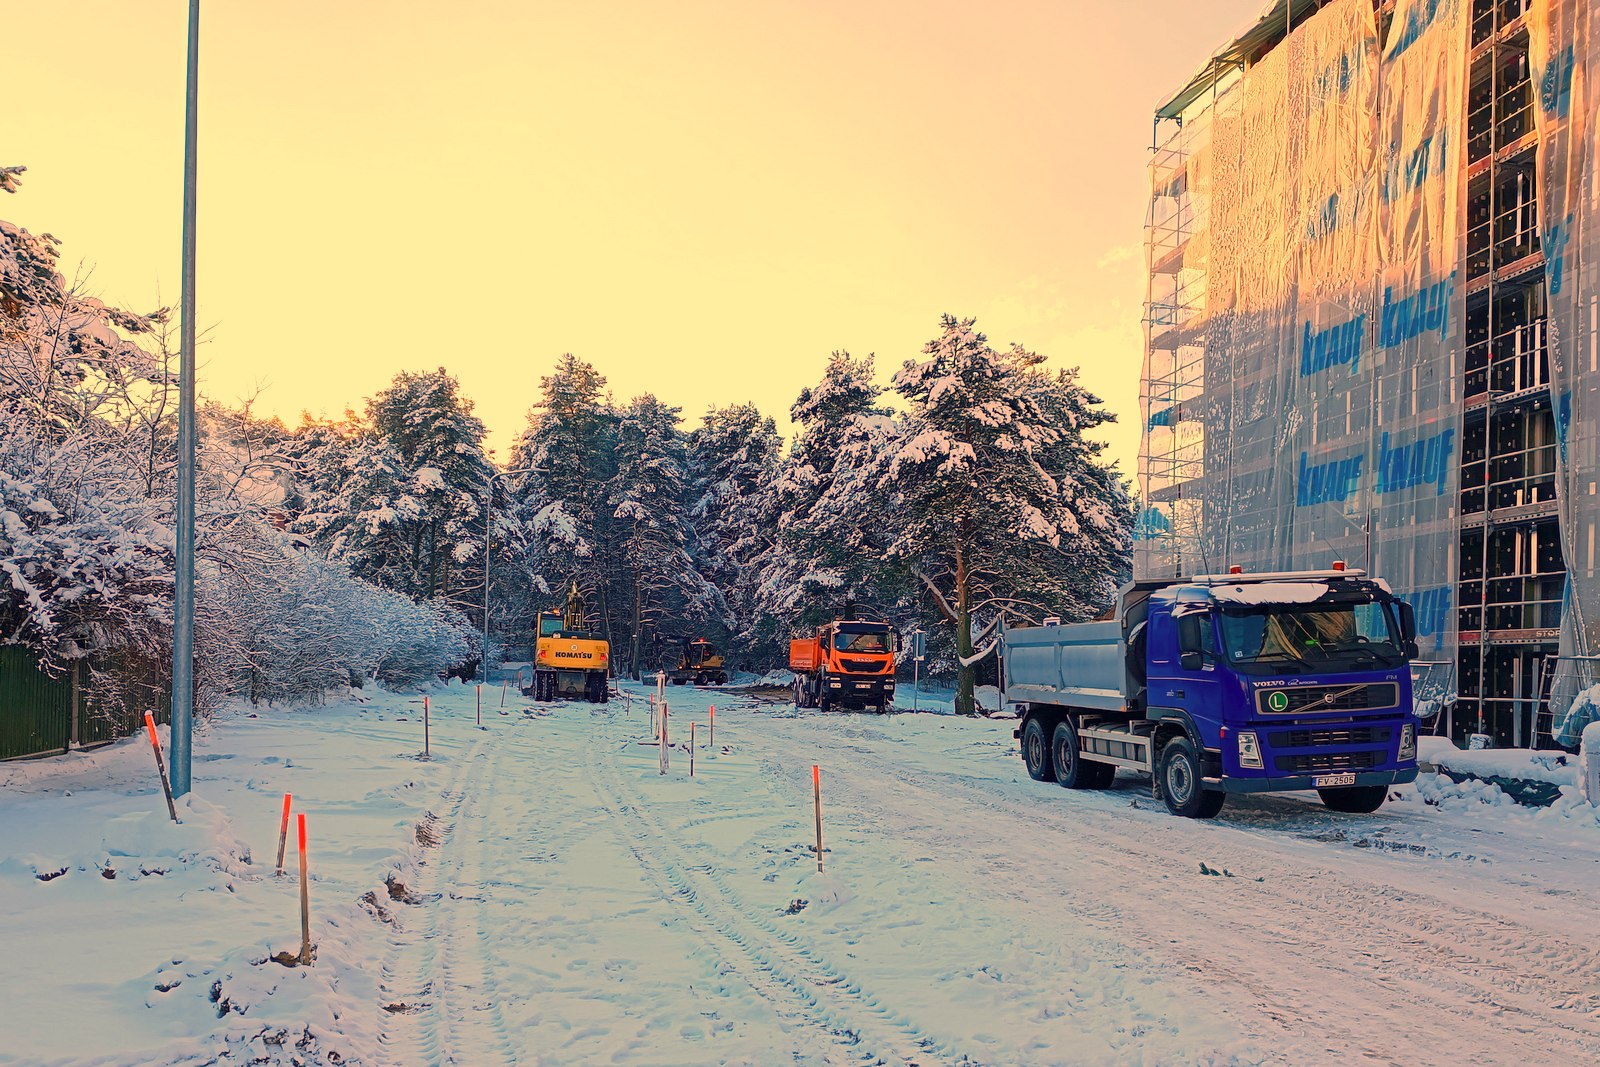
[427, 723, 521, 1067]
[758, 716, 1600, 1064]
[375, 729, 498, 1065]
[586, 714, 967, 1067]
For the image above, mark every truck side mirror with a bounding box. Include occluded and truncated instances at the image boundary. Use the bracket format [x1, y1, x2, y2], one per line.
[1397, 601, 1417, 643]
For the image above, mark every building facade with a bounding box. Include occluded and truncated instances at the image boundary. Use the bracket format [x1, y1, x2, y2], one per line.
[1137, 0, 1599, 748]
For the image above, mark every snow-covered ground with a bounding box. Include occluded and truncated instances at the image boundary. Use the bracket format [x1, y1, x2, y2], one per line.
[5, 681, 1600, 1066]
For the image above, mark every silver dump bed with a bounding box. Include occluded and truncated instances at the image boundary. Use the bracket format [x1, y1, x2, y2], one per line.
[1002, 581, 1163, 715]
[1003, 620, 1127, 712]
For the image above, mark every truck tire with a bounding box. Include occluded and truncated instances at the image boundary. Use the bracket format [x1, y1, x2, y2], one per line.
[1317, 785, 1387, 814]
[793, 677, 805, 708]
[1021, 717, 1053, 781]
[1158, 737, 1225, 819]
[1051, 721, 1115, 789]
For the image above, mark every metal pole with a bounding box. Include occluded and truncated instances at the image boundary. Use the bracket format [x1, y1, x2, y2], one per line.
[169, 0, 200, 799]
[482, 473, 493, 685]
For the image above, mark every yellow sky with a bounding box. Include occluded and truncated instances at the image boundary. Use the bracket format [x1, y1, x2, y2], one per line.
[9, 0, 1259, 472]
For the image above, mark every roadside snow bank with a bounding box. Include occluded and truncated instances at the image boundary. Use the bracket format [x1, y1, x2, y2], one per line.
[1420, 737, 1578, 788]
[0, 685, 482, 1066]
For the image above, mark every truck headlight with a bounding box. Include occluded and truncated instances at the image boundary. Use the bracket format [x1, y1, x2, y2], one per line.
[1237, 731, 1263, 769]
[1398, 723, 1416, 761]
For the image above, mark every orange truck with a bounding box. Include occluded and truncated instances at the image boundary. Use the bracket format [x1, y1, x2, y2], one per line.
[789, 618, 900, 712]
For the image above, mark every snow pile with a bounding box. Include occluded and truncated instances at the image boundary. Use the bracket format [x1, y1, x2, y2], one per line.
[1423, 741, 1578, 789]
[727, 668, 794, 688]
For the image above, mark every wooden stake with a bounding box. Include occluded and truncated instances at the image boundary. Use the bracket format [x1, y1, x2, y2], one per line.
[501, 679, 509, 708]
[423, 695, 431, 758]
[812, 765, 824, 873]
[690, 723, 696, 777]
[143, 712, 179, 823]
[659, 700, 669, 775]
[476, 684, 482, 726]
[297, 813, 312, 965]
[275, 792, 293, 874]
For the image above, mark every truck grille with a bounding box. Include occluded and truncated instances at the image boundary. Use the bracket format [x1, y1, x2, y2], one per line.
[1256, 683, 1399, 715]
[1274, 750, 1384, 773]
[1269, 725, 1392, 749]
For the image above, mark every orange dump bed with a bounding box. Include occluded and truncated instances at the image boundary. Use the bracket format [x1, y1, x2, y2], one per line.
[788, 637, 821, 672]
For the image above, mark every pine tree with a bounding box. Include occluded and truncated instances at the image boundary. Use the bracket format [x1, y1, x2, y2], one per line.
[290, 369, 497, 625]
[754, 351, 899, 636]
[511, 354, 620, 644]
[609, 395, 717, 677]
[688, 403, 783, 659]
[872, 315, 1132, 713]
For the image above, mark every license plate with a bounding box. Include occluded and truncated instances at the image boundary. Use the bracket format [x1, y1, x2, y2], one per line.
[1315, 773, 1358, 788]
[855, 682, 873, 689]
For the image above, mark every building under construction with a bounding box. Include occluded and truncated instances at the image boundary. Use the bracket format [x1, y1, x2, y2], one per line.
[1138, 0, 1598, 748]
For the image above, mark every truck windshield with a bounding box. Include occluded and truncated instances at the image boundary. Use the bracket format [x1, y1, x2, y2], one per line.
[1218, 602, 1404, 674]
[834, 632, 889, 652]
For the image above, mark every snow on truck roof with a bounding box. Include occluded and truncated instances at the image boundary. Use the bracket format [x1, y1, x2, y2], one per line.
[1150, 570, 1393, 612]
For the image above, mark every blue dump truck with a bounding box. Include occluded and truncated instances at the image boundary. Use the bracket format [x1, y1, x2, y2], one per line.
[1005, 566, 1421, 819]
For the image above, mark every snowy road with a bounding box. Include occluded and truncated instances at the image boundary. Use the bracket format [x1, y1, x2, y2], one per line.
[369, 685, 1600, 1066]
[7, 682, 1600, 1067]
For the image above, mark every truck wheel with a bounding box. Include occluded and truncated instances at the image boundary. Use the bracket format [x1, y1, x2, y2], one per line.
[1050, 720, 1087, 789]
[793, 678, 804, 708]
[1021, 718, 1054, 781]
[1317, 785, 1387, 814]
[1051, 721, 1115, 789]
[1159, 737, 1225, 819]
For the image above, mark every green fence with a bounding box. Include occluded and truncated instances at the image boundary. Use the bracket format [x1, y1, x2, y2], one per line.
[0, 648, 171, 761]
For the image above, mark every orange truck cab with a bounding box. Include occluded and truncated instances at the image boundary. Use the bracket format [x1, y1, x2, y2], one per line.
[789, 618, 899, 712]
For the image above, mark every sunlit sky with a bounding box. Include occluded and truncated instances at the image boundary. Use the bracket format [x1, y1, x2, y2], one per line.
[10, 0, 1259, 473]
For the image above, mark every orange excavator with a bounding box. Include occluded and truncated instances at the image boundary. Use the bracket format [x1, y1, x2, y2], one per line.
[789, 617, 899, 712]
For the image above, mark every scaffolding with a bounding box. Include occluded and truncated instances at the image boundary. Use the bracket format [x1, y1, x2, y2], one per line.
[1454, 0, 1566, 747]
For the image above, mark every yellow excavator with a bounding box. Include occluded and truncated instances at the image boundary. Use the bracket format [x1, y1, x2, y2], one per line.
[662, 636, 728, 686]
[528, 583, 610, 703]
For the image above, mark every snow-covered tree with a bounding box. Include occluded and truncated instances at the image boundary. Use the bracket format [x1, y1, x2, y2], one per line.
[754, 351, 902, 638]
[290, 370, 498, 631]
[688, 403, 782, 659]
[510, 354, 620, 644]
[5, 182, 483, 713]
[609, 395, 718, 677]
[870, 315, 1132, 713]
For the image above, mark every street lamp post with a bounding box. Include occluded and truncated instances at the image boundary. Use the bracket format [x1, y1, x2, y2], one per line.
[169, 0, 200, 798]
[482, 467, 539, 684]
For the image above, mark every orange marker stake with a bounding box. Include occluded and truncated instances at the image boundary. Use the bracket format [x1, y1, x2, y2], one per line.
[297, 814, 312, 965]
[144, 712, 179, 823]
[812, 765, 824, 873]
[275, 793, 293, 874]
[709, 704, 715, 750]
